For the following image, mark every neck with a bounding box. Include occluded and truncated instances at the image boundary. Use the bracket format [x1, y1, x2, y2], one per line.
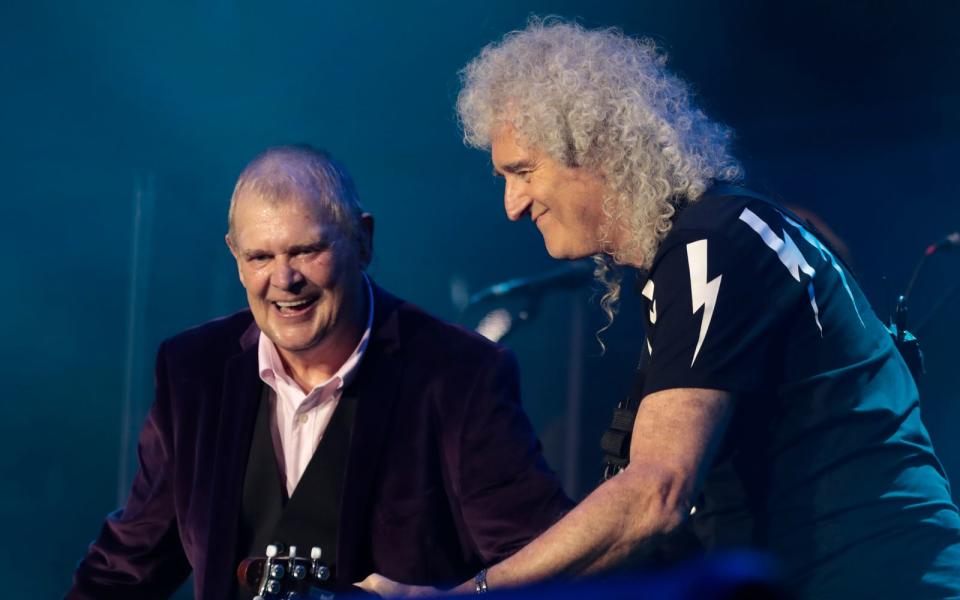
[278, 284, 368, 393]
[606, 221, 648, 270]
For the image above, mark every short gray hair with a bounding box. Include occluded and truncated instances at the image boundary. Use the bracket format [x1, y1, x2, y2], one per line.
[227, 145, 365, 244]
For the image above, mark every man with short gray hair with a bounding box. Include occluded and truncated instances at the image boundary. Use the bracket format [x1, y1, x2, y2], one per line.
[69, 145, 572, 599]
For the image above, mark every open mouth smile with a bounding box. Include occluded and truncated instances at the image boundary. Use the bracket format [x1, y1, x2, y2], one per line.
[271, 296, 319, 316]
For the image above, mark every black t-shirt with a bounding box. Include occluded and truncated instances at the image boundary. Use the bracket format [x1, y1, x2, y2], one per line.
[636, 186, 960, 598]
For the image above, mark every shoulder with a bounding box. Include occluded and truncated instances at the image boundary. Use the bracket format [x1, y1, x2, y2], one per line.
[668, 187, 788, 242]
[159, 309, 255, 371]
[674, 189, 756, 232]
[650, 186, 795, 274]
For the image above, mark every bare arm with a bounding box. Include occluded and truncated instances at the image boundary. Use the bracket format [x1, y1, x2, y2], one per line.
[358, 387, 732, 596]
[453, 386, 732, 590]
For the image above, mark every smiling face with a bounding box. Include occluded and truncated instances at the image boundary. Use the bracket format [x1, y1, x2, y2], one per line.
[227, 192, 371, 361]
[491, 124, 611, 260]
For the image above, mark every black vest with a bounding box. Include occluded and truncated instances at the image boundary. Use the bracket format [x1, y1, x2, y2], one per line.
[236, 385, 357, 597]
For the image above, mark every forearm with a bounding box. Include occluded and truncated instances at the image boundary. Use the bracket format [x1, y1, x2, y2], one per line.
[454, 465, 687, 592]
[451, 388, 731, 593]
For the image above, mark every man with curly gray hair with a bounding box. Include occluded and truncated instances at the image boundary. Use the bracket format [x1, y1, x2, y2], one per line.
[359, 18, 960, 600]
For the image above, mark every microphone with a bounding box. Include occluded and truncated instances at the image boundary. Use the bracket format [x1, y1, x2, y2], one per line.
[925, 231, 960, 256]
[466, 260, 594, 307]
[892, 230, 959, 383]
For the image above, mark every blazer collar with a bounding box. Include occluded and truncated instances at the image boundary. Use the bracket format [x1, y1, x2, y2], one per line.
[201, 322, 262, 600]
[239, 317, 260, 352]
[336, 281, 404, 581]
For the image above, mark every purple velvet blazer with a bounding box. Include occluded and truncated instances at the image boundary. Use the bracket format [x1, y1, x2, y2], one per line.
[69, 284, 572, 599]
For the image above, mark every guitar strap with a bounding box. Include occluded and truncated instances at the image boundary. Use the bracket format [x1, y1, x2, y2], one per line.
[599, 368, 645, 482]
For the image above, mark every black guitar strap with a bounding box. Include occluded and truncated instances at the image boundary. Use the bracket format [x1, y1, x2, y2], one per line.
[600, 366, 645, 481]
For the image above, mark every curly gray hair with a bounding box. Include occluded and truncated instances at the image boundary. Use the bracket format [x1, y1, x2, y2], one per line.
[457, 18, 743, 329]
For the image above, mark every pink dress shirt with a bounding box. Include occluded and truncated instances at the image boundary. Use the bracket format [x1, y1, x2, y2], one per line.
[256, 276, 374, 497]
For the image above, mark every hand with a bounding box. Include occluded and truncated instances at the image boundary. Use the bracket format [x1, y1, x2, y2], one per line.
[355, 573, 442, 597]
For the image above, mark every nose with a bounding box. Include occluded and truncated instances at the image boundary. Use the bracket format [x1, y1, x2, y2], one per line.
[503, 178, 532, 222]
[271, 256, 305, 291]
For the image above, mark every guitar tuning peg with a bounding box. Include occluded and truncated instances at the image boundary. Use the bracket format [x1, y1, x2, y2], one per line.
[288, 545, 298, 557]
[310, 546, 322, 560]
[266, 544, 278, 558]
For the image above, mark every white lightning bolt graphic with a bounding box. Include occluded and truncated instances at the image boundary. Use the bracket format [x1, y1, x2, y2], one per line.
[686, 240, 722, 366]
[641, 280, 656, 356]
[641, 280, 657, 324]
[739, 208, 824, 334]
[782, 214, 864, 327]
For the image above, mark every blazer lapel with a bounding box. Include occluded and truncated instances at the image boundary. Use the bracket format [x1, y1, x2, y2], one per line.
[200, 321, 263, 600]
[336, 285, 404, 582]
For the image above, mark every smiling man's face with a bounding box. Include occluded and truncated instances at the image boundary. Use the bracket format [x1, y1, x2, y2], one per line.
[491, 123, 610, 260]
[227, 192, 369, 358]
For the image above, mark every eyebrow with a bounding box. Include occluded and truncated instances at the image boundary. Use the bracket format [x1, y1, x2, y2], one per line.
[241, 239, 331, 259]
[241, 249, 270, 260]
[492, 160, 536, 177]
[288, 240, 332, 254]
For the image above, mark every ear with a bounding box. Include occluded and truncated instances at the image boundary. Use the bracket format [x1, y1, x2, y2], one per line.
[357, 213, 374, 269]
[225, 234, 247, 287]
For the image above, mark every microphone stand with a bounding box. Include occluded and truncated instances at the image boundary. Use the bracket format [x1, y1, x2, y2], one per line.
[890, 245, 934, 384]
[897, 230, 960, 345]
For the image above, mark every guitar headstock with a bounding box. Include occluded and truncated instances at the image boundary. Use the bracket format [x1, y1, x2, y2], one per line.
[237, 543, 342, 599]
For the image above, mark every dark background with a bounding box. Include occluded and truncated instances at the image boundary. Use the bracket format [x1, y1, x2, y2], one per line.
[2, 1, 959, 597]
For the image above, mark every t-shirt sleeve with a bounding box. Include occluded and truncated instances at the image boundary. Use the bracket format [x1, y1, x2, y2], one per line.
[641, 230, 789, 397]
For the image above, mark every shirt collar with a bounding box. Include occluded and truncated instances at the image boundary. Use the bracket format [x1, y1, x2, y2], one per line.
[257, 273, 375, 395]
